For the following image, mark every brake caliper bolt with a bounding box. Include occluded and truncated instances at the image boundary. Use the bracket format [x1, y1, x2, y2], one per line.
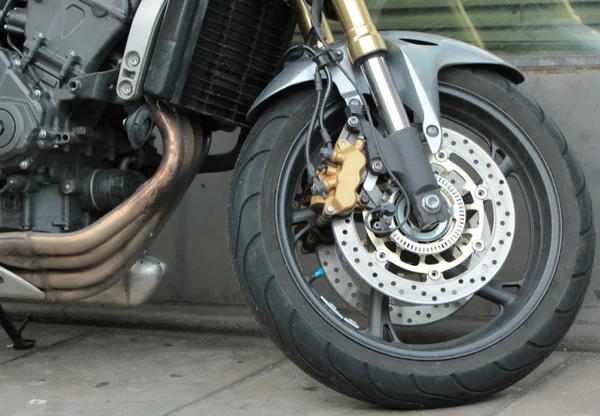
[422, 194, 441, 213]
[360, 194, 370, 205]
[326, 206, 334, 214]
[426, 125, 439, 137]
[19, 159, 30, 170]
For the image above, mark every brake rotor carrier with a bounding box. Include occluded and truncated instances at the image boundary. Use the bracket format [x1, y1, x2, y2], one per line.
[317, 245, 471, 326]
[332, 128, 516, 305]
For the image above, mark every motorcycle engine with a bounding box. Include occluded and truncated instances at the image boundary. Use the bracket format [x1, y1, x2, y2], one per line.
[0, 1, 146, 233]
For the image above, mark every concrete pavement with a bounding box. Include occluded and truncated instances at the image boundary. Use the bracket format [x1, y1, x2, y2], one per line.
[0, 323, 598, 416]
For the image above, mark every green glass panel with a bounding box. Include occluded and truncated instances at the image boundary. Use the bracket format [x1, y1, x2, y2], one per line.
[294, 1, 600, 56]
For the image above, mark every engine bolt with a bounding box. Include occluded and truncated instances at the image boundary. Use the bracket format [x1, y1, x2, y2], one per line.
[19, 159, 30, 170]
[426, 125, 439, 137]
[13, 59, 21, 68]
[61, 180, 75, 194]
[33, 89, 42, 98]
[372, 160, 383, 172]
[347, 116, 359, 128]
[326, 206, 334, 214]
[36, 139, 49, 150]
[422, 194, 441, 212]
[38, 129, 47, 139]
[350, 99, 361, 106]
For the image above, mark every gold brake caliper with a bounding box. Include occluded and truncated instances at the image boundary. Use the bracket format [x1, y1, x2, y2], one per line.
[310, 131, 367, 218]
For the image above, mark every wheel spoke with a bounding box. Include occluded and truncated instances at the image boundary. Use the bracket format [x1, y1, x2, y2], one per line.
[292, 208, 317, 225]
[292, 208, 318, 242]
[367, 289, 401, 343]
[498, 157, 515, 177]
[477, 281, 516, 306]
[464, 209, 479, 222]
[504, 278, 525, 289]
[433, 254, 445, 263]
[490, 143, 515, 177]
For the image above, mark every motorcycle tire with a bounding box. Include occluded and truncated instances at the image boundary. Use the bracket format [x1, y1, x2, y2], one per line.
[227, 67, 595, 409]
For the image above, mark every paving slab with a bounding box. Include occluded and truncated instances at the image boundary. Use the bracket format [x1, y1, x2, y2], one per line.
[0, 323, 94, 365]
[172, 352, 571, 416]
[0, 328, 283, 416]
[0, 324, 597, 416]
[498, 353, 600, 416]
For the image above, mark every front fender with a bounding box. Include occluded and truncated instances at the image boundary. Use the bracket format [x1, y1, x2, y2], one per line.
[248, 31, 523, 151]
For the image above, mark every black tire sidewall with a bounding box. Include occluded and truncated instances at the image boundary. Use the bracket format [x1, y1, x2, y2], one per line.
[255, 69, 580, 375]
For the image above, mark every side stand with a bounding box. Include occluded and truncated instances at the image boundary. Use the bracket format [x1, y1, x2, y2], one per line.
[0, 304, 35, 350]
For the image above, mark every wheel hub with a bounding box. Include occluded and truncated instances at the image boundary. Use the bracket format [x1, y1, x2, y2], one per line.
[395, 194, 452, 243]
[332, 129, 516, 305]
[392, 175, 467, 251]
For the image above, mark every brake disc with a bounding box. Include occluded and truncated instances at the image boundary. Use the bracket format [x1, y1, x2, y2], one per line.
[332, 128, 515, 305]
[317, 245, 471, 326]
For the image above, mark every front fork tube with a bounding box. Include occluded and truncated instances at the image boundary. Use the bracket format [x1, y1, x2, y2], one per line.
[329, 0, 450, 228]
[361, 55, 411, 132]
[290, 0, 334, 45]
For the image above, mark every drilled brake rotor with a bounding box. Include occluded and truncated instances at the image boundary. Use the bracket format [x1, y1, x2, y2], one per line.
[317, 245, 470, 326]
[331, 128, 516, 305]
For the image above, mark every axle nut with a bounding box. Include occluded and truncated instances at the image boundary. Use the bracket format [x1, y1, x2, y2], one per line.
[422, 194, 441, 213]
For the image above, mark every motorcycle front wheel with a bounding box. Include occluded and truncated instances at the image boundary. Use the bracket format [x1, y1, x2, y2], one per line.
[227, 67, 595, 408]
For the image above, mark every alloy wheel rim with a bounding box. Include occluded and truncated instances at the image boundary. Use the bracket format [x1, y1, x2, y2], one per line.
[274, 84, 562, 360]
